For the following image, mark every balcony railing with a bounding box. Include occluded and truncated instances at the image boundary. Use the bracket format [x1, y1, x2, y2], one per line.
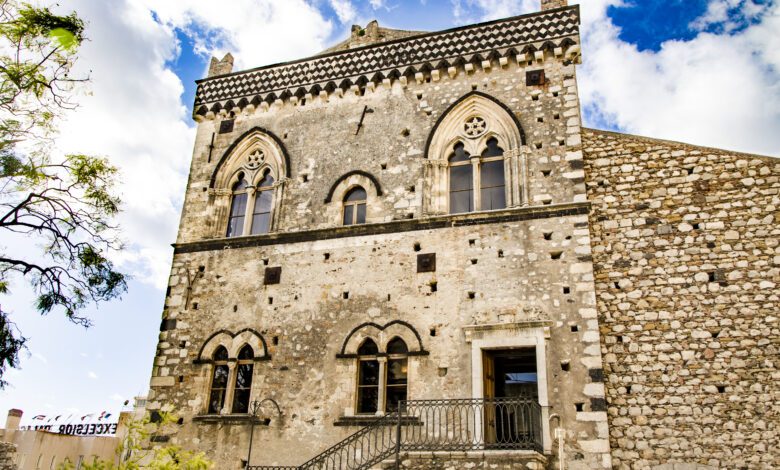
[249, 397, 542, 470]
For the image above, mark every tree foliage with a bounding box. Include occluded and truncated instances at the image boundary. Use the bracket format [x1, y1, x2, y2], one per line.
[58, 411, 213, 470]
[0, 0, 126, 386]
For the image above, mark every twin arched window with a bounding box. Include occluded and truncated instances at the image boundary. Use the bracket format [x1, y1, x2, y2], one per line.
[226, 170, 275, 238]
[356, 337, 408, 414]
[449, 137, 506, 214]
[208, 345, 255, 414]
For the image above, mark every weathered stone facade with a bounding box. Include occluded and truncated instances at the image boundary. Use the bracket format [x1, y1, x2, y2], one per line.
[583, 129, 779, 470]
[145, 2, 778, 470]
[0, 442, 16, 470]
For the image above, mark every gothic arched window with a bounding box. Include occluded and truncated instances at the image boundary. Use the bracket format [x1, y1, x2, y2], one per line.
[385, 337, 409, 412]
[356, 339, 380, 414]
[448, 143, 473, 214]
[425, 93, 526, 214]
[208, 346, 230, 414]
[213, 129, 288, 239]
[231, 345, 254, 413]
[250, 171, 275, 235]
[226, 175, 249, 237]
[343, 186, 367, 226]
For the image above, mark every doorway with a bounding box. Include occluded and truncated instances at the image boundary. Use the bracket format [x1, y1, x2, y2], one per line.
[482, 348, 539, 448]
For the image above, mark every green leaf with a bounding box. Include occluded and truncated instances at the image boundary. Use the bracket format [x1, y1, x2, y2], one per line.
[49, 28, 77, 51]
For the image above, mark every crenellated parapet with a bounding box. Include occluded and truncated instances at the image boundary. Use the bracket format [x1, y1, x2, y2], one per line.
[193, 5, 581, 119]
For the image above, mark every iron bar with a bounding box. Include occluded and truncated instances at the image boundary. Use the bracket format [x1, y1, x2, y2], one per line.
[248, 397, 542, 470]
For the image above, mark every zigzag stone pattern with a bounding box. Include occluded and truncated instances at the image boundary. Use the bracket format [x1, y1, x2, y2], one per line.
[194, 6, 581, 117]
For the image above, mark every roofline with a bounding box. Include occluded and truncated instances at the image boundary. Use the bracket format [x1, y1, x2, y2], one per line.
[195, 4, 580, 85]
[583, 127, 778, 160]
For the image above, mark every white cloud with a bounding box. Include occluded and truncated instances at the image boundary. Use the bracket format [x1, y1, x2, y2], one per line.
[690, 0, 768, 32]
[370, 0, 386, 9]
[49, 0, 336, 289]
[574, 0, 780, 156]
[329, 0, 358, 25]
[140, 0, 334, 70]
[87, 371, 98, 380]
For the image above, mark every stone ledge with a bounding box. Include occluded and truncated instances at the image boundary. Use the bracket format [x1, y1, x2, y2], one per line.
[174, 202, 591, 255]
[192, 414, 270, 425]
[333, 415, 423, 427]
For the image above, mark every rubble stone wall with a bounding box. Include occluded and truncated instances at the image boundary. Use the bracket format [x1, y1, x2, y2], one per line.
[583, 129, 779, 470]
[0, 443, 16, 470]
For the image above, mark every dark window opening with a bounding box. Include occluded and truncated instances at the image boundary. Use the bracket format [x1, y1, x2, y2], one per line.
[208, 346, 229, 414]
[343, 186, 367, 226]
[231, 345, 254, 413]
[449, 143, 473, 214]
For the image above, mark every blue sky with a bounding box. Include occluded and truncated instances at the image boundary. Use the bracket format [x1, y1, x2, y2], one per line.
[1, 0, 778, 424]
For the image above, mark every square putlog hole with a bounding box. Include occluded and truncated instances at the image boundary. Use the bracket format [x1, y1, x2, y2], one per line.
[264, 266, 282, 285]
[417, 253, 436, 273]
[526, 70, 545, 86]
[218, 119, 234, 134]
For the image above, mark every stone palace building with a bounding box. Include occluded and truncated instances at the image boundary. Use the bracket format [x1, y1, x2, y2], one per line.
[145, 1, 779, 469]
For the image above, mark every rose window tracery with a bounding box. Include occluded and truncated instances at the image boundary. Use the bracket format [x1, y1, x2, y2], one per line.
[245, 149, 265, 170]
[464, 116, 487, 138]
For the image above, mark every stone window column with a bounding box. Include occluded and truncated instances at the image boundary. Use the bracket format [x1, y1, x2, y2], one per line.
[470, 155, 482, 212]
[221, 361, 238, 414]
[423, 160, 448, 216]
[504, 147, 520, 208]
[520, 145, 532, 206]
[241, 186, 257, 236]
[376, 357, 387, 416]
[270, 177, 288, 232]
[210, 189, 233, 238]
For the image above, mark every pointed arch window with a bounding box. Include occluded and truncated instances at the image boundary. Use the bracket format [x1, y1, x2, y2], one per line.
[208, 346, 229, 414]
[385, 337, 409, 412]
[250, 171, 275, 235]
[231, 345, 254, 413]
[226, 175, 249, 237]
[343, 186, 367, 226]
[357, 339, 380, 414]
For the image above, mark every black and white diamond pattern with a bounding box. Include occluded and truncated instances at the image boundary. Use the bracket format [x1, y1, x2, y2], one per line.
[194, 7, 580, 112]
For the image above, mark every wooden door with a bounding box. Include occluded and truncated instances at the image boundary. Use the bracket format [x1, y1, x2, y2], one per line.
[482, 351, 496, 445]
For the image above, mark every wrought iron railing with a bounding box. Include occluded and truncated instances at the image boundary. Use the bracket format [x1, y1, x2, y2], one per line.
[248, 397, 542, 470]
[402, 397, 542, 452]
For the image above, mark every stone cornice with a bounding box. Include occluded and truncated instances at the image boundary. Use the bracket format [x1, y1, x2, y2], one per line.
[172, 201, 590, 255]
[193, 6, 581, 118]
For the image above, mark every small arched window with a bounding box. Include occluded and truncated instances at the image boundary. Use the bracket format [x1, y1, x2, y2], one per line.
[449, 143, 473, 214]
[356, 339, 380, 414]
[231, 345, 254, 413]
[208, 346, 230, 414]
[480, 138, 506, 211]
[385, 338, 408, 412]
[251, 171, 275, 235]
[343, 187, 367, 226]
[226, 175, 249, 237]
